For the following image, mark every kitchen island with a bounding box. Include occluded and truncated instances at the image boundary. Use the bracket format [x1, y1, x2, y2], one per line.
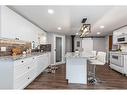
[65, 52, 93, 84]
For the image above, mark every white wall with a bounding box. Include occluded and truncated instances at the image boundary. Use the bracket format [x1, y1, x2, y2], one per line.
[65, 35, 72, 52]
[47, 32, 65, 64]
[105, 36, 109, 52]
[81, 37, 107, 52]
[47, 33, 54, 64]
[0, 6, 47, 47]
[73, 37, 106, 52]
[93, 38, 106, 52]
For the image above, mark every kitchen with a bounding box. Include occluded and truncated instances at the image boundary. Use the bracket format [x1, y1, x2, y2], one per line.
[0, 5, 127, 89]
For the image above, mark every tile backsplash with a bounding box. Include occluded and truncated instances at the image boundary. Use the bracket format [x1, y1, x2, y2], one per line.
[0, 39, 31, 56]
[40, 44, 51, 52]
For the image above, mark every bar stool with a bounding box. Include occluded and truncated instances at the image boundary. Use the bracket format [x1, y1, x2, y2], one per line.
[88, 52, 106, 84]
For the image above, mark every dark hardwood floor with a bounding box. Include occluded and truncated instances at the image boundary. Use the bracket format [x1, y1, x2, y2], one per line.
[25, 64, 127, 89]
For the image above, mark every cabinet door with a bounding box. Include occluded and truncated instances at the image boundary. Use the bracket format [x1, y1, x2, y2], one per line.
[43, 53, 49, 69]
[119, 26, 127, 35]
[36, 54, 49, 75]
[113, 26, 127, 45]
[113, 35, 117, 45]
[124, 55, 127, 75]
[14, 68, 36, 89]
[36, 55, 44, 75]
[14, 57, 37, 89]
[48, 53, 51, 65]
[113, 30, 119, 45]
[39, 34, 47, 44]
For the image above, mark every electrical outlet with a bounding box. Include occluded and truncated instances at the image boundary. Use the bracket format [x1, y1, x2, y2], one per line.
[1, 47, 6, 51]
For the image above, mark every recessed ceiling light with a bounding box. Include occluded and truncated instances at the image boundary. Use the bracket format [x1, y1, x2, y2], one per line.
[57, 27, 62, 30]
[76, 33, 79, 35]
[97, 32, 101, 35]
[100, 25, 104, 29]
[48, 9, 54, 14]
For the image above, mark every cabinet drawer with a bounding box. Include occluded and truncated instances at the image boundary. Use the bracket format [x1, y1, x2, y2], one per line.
[14, 62, 36, 79]
[14, 68, 36, 89]
[14, 71, 29, 89]
[14, 57, 37, 79]
[14, 57, 32, 67]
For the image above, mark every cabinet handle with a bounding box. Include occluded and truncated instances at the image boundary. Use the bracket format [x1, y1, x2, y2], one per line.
[28, 77, 30, 79]
[33, 58, 34, 59]
[28, 67, 30, 69]
[21, 61, 24, 63]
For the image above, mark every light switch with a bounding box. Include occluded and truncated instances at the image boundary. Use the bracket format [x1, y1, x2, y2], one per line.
[1, 47, 6, 51]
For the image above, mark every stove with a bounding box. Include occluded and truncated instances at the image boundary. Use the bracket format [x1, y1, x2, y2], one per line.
[110, 51, 127, 75]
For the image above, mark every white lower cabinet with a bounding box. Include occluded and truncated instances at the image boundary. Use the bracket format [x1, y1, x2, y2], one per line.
[14, 57, 37, 89]
[0, 52, 50, 89]
[14, 53, 50, 89]
[36, 53, 50, 76]
[124, 55, 127, 75]
[37, 54, 45, 75]
[14, 57, 36, 79]
[14, 68, 36, 89]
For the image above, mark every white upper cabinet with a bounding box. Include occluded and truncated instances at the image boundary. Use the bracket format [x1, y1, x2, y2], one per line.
[0, 6, 47, 47]
[113, 30, 119, 45]
[113, 26, 127, 45]
[38, 32, 47, 44]
[119, 26, 127, 35]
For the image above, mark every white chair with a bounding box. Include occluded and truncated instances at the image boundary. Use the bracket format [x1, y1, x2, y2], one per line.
[88, 51, 106, 84]
[82, 50, 97, 58]
[89, 51, 97, 59]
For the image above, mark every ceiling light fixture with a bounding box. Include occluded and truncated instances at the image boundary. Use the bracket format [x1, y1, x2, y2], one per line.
[97, 32, 101, 35]
[79, 18, 91, 38]
[100, 25, 104, 29]
[57, 27, 62, 30]
[80, 24, 91, 38]
[76, 33, 79, 35]
[48, 9, 54, 14]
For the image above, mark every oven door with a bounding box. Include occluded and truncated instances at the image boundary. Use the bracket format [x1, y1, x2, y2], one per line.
[110, 53, 123, 67]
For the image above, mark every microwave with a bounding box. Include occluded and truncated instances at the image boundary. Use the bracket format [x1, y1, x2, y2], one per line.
[117, 34, 127, 44]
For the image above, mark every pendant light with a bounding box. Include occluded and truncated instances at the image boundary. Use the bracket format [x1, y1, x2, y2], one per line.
[79, 18, 91, 38]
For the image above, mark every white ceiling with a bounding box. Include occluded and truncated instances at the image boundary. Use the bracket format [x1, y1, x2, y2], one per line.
[9, 6, 127, 36]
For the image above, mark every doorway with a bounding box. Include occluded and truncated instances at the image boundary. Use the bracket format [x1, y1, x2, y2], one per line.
[109, 35, 112, 51]
[56, 37, 62, 62]
[54, 35, 64, 65]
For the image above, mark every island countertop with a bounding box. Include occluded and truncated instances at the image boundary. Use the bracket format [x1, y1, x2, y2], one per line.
[110, 51, 127, 55]
[0, 52, 50, 61]
[65, 52, 94, 58]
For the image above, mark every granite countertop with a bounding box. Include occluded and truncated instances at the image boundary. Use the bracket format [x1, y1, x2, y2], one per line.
[110, 51, 127, 55]
[65, 52, 94, 58]
[0, 51, 50, 61]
